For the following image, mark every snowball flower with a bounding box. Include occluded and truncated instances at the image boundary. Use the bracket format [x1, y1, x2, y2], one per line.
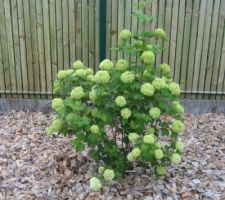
[75, 69, 87, 78]
[154, 28, 166, 39]
[143, 134, 155, 144]
[86, 74, 95, 82]
[90, 177, 102, 191]
[46, 126, 54, 135]
[120, 108, 131, 119]
[70, 86, 84, 100]
[152, 78, 167, 90]
[127, 152, 135, 161]
[175, 141, 184, 152]
[98, 166, 105, 174]
[116, 59, 129, 71]
[99, 59, 113, 70]
[155, 142, 162, 149]
[103, 169, 115, 181]
[52, 98, 64, 112]
[141, 51, 155, 64]
[140, 83, 155, 96]
[57, 69, 73, 79]
[119, 29, 132, 40]
[169, 82, 181, 96]
[73, 60, 84, 69]
[85, 68, 94, 75]
[128, 133, 139, 143]
[89, 89, 97, 102]
[159, 63, 171, 75]
[120, 71, 135, 83]
[171, 101, 184, 114]
[156, 166, 166, 176]
[149, 107, 161, 119]
[154, 149, 164, 160]
[131, 148, 141, 158]
[147, 44, 152, 50]
[52, 119, 63, 131]
[171, 153, 181, 165]
[95, 70, 110, 84]
[115, 96, 126, 107]
[172, 120, 185, 134]
[90, 125, 99, 134]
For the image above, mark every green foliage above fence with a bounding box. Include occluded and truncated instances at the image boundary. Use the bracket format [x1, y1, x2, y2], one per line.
[0, 0, 225, 99]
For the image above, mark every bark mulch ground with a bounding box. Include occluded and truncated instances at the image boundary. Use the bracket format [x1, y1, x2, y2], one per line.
[0, 111, 225, 200]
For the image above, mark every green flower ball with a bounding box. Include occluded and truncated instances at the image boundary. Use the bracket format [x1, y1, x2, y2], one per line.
[115, 96, 126, 107]
[141, 51, 155, 64]
[89, 89, 97, 102]
[86, 74, 95, 82]
[98, 166, 105, 174]
[155, 142, 162, 149]
[73, 60, 84, 69]
[85, 68, 94, 75]
[154, 149, 164, 160]
[70, 86, 85, 100]
[95, 70, 110, 84]
[149, 107, 161, 119]
[172, 120, 185, 134]
[140, 83, 155, 96]
[52, 98, 64, 112]
[156, 166, 166, 176]
[171, 101, 184, 114]
[75, 69, 87, 78]
[99, 59, 114, 70]
[90, 125, 99, 134]
[120, 108, 131, 119]
[131, 147, 141, 158]
[152, 78, 167, 90]
[127, 152, 135, 161]
[90, 177, 102, 191]
[175, 141, 184, 152]
[143, 134, 155, 144]
[169, 82, 181, 96]
[52, 119, 63, 131]
[57, 69, 73, 79]
[154, 28, 166, 39]
[103, 169, 115, 181]
[116, 59, 129, 71]
[171, 153, 181, 165]
[146, 44, 152, 50]
[159, 63, 171, 75]
[46, 126, 54, 135]
[119, 29, 132, 40]
[120, 71, 135, 83]
[128, 132, 139, 143]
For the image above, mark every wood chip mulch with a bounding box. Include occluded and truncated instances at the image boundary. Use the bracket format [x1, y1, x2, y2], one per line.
[0, 111, 225, 200]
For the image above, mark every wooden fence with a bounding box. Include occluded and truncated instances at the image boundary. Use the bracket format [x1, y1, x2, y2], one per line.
[0, 0, 100, 99]
[0, 0, 225, 99]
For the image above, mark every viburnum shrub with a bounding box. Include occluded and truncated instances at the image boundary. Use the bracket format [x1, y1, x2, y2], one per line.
[47, 1, 185, 191]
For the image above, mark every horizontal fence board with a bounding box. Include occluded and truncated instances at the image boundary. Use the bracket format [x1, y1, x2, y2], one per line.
[0, 0, 225, 100]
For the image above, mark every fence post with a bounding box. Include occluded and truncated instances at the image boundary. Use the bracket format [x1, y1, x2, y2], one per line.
[99, 0, 106, 62]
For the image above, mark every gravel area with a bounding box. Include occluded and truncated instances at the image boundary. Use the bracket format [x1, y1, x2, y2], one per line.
[0, 111, 225, 200]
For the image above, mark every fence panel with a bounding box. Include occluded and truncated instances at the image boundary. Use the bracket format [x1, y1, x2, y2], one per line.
[0, 0, 100, 98]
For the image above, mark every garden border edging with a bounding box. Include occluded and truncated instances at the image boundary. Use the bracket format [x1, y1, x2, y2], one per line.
[0, 99, 225, 115]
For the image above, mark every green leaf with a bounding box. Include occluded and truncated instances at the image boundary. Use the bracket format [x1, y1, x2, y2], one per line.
[87, 134, 98, 147]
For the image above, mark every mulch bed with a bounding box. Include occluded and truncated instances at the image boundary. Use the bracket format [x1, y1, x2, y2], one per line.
[0, 111, 225, 200]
